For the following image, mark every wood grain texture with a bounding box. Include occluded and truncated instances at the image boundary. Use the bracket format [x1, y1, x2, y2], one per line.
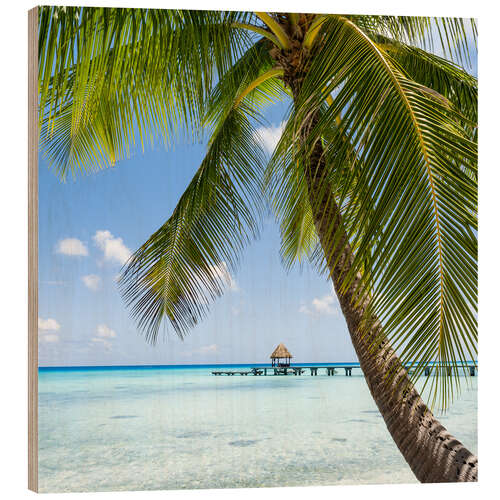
[28, 6, 38, 493]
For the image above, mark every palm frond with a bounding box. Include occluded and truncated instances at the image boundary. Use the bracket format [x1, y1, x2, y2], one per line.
[205, 37, 289, 128]
[117, 34, 292, 341]
[374, 34, 477, 123]
[265, 124, 320, 270]
[349, 15, 477, 68]
[119, 108, 266, 342]
[266, 104, 379, 277]
[281, 15, 477, 408]
[38, 6, 253, 178]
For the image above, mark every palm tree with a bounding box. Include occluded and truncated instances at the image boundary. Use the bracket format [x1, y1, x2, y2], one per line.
[38, 8, 478, 482]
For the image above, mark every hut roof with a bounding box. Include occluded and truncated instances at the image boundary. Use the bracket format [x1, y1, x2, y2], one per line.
[270, 343, 293, 359]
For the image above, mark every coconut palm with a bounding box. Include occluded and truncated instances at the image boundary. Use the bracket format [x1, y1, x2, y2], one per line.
[38, 8, 478, 482]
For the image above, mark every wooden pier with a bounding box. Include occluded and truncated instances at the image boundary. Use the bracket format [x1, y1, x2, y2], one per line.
[212, 365, 360, 376]
[212, 363, 476, 377]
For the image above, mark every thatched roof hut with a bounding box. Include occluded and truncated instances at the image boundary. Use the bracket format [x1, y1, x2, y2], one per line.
[270, 343, 293, 359]
[270, 343, 293, 367]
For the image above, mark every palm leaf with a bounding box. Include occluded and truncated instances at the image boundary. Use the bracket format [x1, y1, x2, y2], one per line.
[349, 15, 477, 67]
[119, 107, 266, 341]
[205, 37, 289, 128]
[374, 34, 477, 123]
[117, 33, 294, 341]
[279, 15, 477, 408]
[265, 124, 320, 270]
[38, 7, 253, 178]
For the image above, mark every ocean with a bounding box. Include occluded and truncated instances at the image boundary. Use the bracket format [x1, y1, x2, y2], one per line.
[38, 364, 477, 492]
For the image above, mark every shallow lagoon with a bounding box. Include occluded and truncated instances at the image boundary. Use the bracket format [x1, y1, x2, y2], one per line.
[38, 365, 477, 492]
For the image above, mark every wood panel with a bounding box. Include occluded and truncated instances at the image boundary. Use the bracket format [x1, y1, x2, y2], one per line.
[28, 5, 38, 493]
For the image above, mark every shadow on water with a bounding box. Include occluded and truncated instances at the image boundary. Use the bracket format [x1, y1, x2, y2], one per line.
[229, 440, 260, 447]
[176, 431, 212, 439]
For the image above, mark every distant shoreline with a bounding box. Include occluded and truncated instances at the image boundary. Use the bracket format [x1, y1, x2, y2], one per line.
[38, 362, 361, 371]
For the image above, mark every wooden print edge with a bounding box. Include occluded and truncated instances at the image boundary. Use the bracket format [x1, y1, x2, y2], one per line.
[28, 5, 38, 493]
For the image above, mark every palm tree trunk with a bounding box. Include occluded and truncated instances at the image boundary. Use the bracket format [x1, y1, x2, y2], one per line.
[304, 124, 478, 483]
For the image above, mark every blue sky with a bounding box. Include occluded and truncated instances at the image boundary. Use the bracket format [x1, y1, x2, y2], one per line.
[38, 99, 361, 366]
[37, 23, 477, 367]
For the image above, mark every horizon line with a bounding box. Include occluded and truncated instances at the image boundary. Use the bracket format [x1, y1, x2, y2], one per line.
[38, 361, 361, 369]
[38, 359, 477, 370]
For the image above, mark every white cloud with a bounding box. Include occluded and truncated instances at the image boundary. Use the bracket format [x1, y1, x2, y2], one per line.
[38, 317, 61, 343]
[55, 238, 88, 256]
[90, 337, 112, 350]
[300, 293, 339, 317]
[183, 343, 218, 357]
[312, 295, 337, 315]
[96, 323, 116, 338]
[253, 121, 286, 154]
[199, 344, 218, 354]
[299, 304, 311, 315]
[40, 333, 59, 343]
[91, 323, 116, 350]
[210, 262, 239, 292]
[93, 230, 131, 266]
[196, 262, 239, 305]
[38, 317, 60, 331]
[82, 274, 101, 291]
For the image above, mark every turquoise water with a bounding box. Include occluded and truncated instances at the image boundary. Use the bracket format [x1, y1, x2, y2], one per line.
[38, 364, 477, 492]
